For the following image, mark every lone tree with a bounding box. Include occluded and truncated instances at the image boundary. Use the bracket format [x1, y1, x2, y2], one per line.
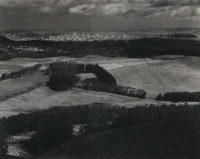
[47, 70, 79, 91]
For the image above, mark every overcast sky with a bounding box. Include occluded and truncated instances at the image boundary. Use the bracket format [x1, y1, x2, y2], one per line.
[0, 0, 200, 31]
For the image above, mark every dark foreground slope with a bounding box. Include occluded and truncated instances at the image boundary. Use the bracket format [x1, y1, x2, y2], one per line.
[42, 121, 200, 159]
[1, 35, 200, 60]
[1, 104, 200, 159]
[37, 104, 200, 159]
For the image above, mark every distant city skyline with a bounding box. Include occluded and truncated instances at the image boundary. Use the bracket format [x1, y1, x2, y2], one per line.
[0, 0, 200, 31]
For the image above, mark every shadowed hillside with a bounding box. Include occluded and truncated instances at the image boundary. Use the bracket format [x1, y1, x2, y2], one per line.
[44, 121, 200, 159]
[1, 104, 200, 159]
[1, 37, 200, 60]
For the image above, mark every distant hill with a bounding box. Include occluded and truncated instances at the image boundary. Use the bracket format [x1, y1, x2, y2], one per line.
[162, 27, 199, 32]
[1, 29, 32, 34]
[0, 35, 12, 43]
[0, 30, 40, 40]
[1, 37, 200, 60]
[169, 33, 197, 38]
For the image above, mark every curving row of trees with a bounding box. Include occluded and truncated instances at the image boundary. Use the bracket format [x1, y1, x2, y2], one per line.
[85, 64, 117, 85]
[47, 62, 117, 91]
[46, 62, 147, 98]
[48, 62, 117, 85]
[80, 79, 146, 98]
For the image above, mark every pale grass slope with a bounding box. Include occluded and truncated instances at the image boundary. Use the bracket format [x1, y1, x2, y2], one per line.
[111, 56, 200, 98]
[1, 55, 200, 117]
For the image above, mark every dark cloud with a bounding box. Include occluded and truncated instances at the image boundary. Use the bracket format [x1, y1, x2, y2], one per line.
[151, 0, 175, 7]
[151, 0, 200, 7]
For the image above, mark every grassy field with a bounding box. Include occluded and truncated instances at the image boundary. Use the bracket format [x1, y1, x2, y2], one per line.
[1, 55, 200, 96]
[1, 55, 200, 118]
[110, 56, 200, 97]
[0, 73, 47, 117]
[0, 86, 159, 118]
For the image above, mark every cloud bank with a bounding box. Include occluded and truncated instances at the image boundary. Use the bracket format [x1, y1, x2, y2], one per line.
[0, 0, 199, 18]
[0, 0, 199, 30]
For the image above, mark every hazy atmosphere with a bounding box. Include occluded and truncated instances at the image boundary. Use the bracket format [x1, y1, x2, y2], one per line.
[0, 0, 200, 30]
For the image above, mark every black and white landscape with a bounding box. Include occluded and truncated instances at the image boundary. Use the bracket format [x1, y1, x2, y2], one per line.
[1, 0, 200, 159]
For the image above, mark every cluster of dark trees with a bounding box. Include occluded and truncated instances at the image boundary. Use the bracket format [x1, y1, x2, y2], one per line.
[47, 70, 79, 91]
[0, 64, 41, 81]
[48, 62, 117, 85]
[47, 62, 117, 91]
[47, 62, 147, 98]
[80, 79, 146, 98]
[47, 62, 85, 75]
[156, 92, 200, 102]
[2, 103, 200, 157]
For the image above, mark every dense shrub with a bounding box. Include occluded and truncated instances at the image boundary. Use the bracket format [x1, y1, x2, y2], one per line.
[47, 70, 78, 91]
[156, 92, 200, 102]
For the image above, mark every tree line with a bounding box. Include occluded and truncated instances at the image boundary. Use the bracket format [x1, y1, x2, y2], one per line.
[80, 79, 146, 98]
[156, 92, 200, 102]
[0, 64, 41, 81]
